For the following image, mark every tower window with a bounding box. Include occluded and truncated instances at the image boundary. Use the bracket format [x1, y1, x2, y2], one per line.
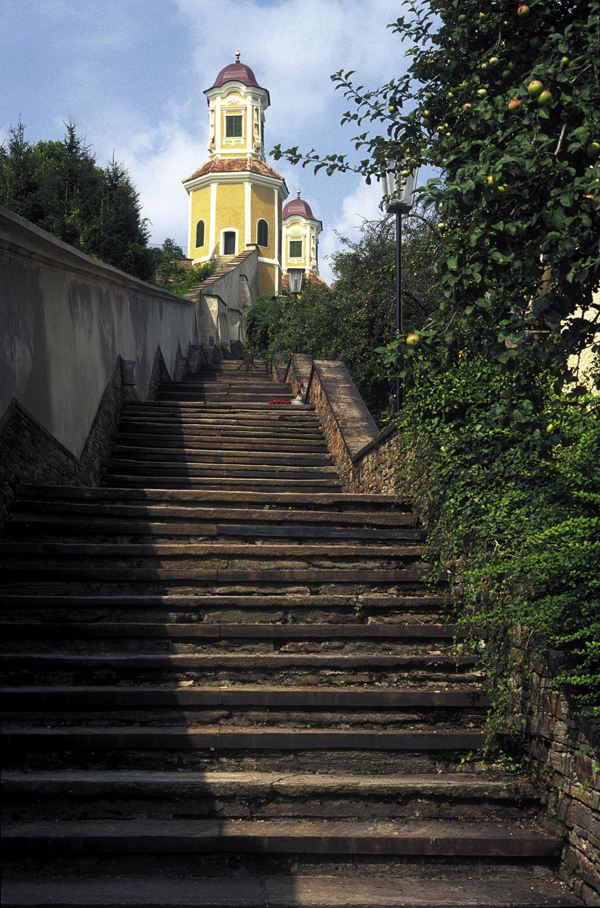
[289, 240, 303, 258]
[257, 219, 269, 248]
[223, 231, 236, 255]
[196, 219, 205, 248]
[225, 115, 243, 138]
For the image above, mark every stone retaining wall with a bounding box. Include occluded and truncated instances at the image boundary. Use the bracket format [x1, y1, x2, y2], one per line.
[0, 357, 138, 530]
[524, 658, 599, 905]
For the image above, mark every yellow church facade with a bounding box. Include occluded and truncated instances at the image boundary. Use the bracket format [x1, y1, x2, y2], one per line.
[183, 55, 289, 297]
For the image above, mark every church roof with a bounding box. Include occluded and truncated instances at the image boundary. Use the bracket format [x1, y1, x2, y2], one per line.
[183, 157, 286, 184]
[282, 271, 329, 290]
[207, 58, 269, 103]
[283, 195, 322, 227]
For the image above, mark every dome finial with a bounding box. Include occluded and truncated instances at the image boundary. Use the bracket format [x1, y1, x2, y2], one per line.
[297, 190, 301, 198]
[235, 50, 240, 63]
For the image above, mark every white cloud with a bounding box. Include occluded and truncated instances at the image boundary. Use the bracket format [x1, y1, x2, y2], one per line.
[319, 176, 386, 284]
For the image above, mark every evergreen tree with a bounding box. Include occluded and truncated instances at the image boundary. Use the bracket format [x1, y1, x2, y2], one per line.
[0, 121, 153, 280]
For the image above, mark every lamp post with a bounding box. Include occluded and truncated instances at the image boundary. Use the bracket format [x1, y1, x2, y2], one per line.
[381, 162, 419, 412]
[288, 268, 305, 298]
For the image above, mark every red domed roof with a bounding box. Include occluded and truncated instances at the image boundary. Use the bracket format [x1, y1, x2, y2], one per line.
[207, 55, 268, 98]
[283, 195, 319, 222]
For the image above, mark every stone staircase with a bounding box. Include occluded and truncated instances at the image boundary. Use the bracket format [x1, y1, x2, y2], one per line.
[0, 361, 582, 907]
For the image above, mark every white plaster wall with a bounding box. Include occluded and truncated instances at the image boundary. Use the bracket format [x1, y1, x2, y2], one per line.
[1, 207, 200, 458]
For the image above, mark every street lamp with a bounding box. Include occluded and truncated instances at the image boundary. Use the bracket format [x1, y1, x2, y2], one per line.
[382, 162, 419, 412]
[288, 268, 305, 297]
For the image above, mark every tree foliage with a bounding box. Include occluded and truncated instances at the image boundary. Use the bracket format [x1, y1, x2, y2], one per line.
[0, 120, 154, 280]
[151, 239, 217, 296]
[394, 349, 600, 724]
[273, 0, 600, 383]
[246, 214, 441, 419]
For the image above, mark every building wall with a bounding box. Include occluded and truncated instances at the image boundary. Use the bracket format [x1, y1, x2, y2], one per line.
[189, 185, 211, 259]
[214, 182, 245, 255]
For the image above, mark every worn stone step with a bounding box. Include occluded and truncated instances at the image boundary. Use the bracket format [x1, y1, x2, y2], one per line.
[1, 686, 487, 711]
[3, 519, 425, 544]
[1, 727, 488, 755]
[1, 651, 476, 673]
[103, 460, 339, 476]
[106, 448, 333, 466]
[0, 541, 426, 559]
[100, 477, 344, 493]
[120, 405, 318, 419]
[0, 592, 442, 610]
[15, 487, 405, 511]
[0, 623, 455, 640]
[0, 875, 583, 908]
[0, 769, 536, 812]
[113, 434, 330, 451]
[0, 818, 561, 858]
[5, 503, 418, 528]
[1, 769, 539, 824]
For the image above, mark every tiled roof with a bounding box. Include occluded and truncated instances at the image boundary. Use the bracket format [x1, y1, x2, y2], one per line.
[183, 157, 285, 184]
[208, 61, 265, 93]
[282, 271, 329, 290]
[283, 196, 318, 221]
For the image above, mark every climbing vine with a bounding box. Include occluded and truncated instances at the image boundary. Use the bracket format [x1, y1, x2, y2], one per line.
[393, 350, 600, 735]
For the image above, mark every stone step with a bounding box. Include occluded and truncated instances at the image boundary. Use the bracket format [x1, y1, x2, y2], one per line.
[0, 568, 428, 590]
[0, 623, 455, 640]
[100, 477, 344, 493]
[102, 461, 339, 478]
[113, 434, 330, 451]
[15, 487, 406, 511]
[154, 391, 294, 402]
[1, 651, 477, 673]
[4, 518, 424, 543]
[5, 502, 418, 527]
[0, 594, 445, 624]
[0, 818, 561, 859]
[0, 876, 583, 908]
[1, 686, 487, 711]
[120, 403, 318, 416]
[0, 540, 426, 558]
[106, 448, 334, 466]
[1, 770, 538, 823]
[1, 727, 489, 757]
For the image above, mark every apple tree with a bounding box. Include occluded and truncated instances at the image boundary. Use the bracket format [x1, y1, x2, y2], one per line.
[274, 0, 600, 384]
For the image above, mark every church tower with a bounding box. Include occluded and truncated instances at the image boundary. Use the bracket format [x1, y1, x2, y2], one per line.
[183, 53, 288, 296]
[282, 191, 323, 279]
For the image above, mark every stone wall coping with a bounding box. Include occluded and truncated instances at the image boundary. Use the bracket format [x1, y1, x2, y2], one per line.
[0, 206, 187, 303]
[311, 359, 379, 461]
[184, 248, 259, 301]
[352, 423, 398, 464]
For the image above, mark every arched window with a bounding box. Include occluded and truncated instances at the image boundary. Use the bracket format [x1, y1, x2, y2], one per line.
[196, 220, 205, 248]
[223, 231, 236, 255]
[257, 219, 269, 248]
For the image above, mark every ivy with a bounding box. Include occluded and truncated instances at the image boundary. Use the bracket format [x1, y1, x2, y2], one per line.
[394, 351, 600, 736]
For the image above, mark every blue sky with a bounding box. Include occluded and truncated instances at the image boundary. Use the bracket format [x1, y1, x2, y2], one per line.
[1, 0, 419, 283]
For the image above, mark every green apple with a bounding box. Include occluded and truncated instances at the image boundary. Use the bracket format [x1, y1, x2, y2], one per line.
[508, 99, 522, 112]
[527, 80, 544, 97]
[406, 333, 420, 346]
[538, 90, 553, 105]
[586, 142, 600, 159]
[517, 5, 530, 16]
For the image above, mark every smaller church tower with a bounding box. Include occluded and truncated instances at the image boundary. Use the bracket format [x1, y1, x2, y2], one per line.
[183, 53, 288, 296]
[282, 192, 323, 279]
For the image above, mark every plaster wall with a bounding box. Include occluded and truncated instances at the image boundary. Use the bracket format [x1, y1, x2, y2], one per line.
[0, 207, 200, 459]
